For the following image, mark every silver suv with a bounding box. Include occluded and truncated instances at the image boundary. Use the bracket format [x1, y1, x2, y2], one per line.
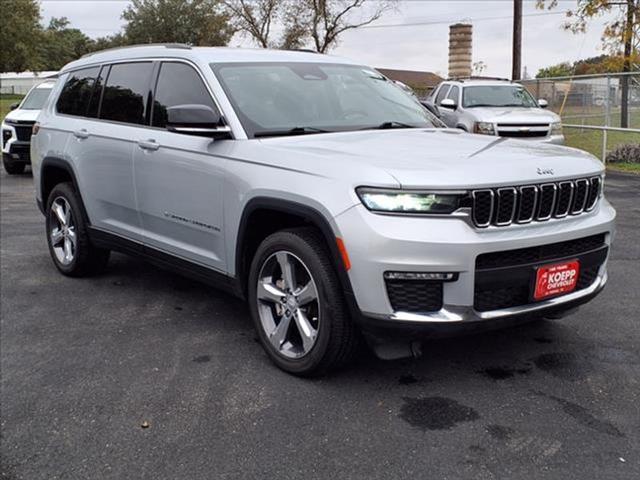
[429, 78, 564, 144]
[32, 46, 615, 376]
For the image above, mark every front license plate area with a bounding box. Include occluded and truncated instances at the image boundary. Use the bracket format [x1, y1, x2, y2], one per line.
[533, 260, 580, 301]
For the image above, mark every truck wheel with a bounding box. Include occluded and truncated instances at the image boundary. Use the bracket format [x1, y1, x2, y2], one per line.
[248, 228, 358, 376]
[3, 156, 25, 175]
[45, 182, 110, 277]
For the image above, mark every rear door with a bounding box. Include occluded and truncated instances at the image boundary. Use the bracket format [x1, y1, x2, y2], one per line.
[133, 61, 228, 272]
[65, 61, 154, 242]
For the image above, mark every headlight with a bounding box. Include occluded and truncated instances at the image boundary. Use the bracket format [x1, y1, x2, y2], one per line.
[356, 188, 465, 214]
[550, 121, 563, 135]
[473, 122, 495, 135]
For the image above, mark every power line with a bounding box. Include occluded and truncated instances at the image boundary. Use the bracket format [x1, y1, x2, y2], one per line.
[361, 10, 568, 29]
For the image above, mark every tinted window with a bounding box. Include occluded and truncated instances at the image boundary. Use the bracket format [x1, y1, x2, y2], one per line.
[100, 62, 153, 125]
[447, 86, 460, 102]
[87, 66, 107, 118]
[434, 84, 450, 105]
[152, 62, 217, 128]
[57, 67, 100, 116]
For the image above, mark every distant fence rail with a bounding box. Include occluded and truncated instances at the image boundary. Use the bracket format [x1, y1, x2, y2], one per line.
[521, 72, 640, 161]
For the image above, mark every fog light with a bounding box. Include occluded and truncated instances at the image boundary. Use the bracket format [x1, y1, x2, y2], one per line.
[384, 272, 458, 281]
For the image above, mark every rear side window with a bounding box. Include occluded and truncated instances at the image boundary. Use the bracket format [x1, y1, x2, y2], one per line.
[152, 62, 217, 128]
[56, 67, 100, 116]
[435, 84, 450, 104]
[100, 62, 154, 125]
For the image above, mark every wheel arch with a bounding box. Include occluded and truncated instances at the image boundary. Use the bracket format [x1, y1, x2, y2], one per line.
[40, 157, 88, 221]
[235, 197, 355, 300]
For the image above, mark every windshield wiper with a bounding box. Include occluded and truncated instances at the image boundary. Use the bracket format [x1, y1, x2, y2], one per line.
[361, 121, 418, 131]
[254, 126, 332, 138]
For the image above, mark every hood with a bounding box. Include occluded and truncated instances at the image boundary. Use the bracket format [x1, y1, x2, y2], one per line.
[467, 107, 560, 124]
[3, 108, 41, 123]
[258, 128, 602, 189]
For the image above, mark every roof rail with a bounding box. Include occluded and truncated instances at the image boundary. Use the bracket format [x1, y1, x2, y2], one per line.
[447, 76, 512, 82]
[287, 48, 319, 54]
[81, 43, 192, 58]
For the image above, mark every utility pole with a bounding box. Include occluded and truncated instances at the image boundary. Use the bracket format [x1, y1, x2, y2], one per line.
[620, 0, 635, 129]
[512, 0, 522, 81]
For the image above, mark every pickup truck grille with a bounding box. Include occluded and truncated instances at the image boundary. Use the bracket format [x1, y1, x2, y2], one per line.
[5, 120, 35, 142]
[471, 176, 601, 228]
[496, 123, 549, 138]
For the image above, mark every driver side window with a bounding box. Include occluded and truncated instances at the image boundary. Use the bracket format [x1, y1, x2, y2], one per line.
[152, 62, 218, 129]
[435, 84, 450, 105]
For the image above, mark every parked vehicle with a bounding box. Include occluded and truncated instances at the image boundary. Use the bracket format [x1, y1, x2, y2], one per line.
[32, 46, 615, 376]
[2, 81, 55, 174]
[427, 77, 565, 144]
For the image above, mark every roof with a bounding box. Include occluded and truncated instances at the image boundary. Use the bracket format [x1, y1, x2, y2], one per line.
[63, 45, 357, 73]
[376, 68, 443, 89]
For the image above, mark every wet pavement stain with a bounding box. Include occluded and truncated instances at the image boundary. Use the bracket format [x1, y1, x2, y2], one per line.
[533, 352, 586, 380]
[479, 366, 532, 380]
[193, 355, 211, 363]
[540, 393, 624, 438]
[399, 397, 479, 431]
[398, 374, 418, 385]
[486, 424, 515, 441]
[534, 337, 553, 344]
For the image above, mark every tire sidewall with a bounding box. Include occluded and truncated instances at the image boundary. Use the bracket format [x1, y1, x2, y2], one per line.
[248, 232, 339, 375]
[45, 183, 84, 275]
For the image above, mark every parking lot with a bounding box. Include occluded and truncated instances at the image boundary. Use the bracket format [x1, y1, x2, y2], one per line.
[1, 168, 639, 480]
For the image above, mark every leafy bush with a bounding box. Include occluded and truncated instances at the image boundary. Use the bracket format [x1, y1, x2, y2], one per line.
[606, 143, 640, 164]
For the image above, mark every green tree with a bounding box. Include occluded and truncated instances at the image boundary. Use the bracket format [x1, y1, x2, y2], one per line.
[0, 0, 41, 72]
[536, 62, 573, 78]
[38, 17, 94, 70]
[122, 0, 234, 46]
[537, 0, 639, 126]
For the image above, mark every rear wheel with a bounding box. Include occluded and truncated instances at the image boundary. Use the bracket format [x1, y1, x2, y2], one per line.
[46, 182, 110, 276]
[248, 228, 358, 376]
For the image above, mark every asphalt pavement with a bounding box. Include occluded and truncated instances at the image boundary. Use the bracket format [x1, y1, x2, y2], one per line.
[1, 168, 639, 480]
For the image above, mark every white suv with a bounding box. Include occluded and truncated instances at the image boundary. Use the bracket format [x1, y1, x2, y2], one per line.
[31, 46, 614, 375]
[429, 78, 564, 144]
[2, 81, 55, 174]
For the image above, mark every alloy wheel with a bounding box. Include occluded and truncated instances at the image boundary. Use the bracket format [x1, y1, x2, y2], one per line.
[49, 197, 76, 266]
[256, 251, 320, 359]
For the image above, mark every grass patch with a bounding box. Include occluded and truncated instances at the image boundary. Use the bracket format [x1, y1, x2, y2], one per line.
[1, 97, 23, 120]
[607, 162, 640, 175]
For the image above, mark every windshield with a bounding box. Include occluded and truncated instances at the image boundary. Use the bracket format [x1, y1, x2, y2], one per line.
[462, 85, 538, 108]
[211, 62, 438, 138]
[20, 85, 53, 110]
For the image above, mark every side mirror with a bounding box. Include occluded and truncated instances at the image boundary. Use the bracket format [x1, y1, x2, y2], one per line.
[9, 103, 19, 111]
[538, 99, 548, 109]
[166, 104, 231, 138]
[440, 98, 457, 110]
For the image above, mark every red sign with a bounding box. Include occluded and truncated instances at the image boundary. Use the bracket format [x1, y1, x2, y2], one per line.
[534, 260, 580, 301]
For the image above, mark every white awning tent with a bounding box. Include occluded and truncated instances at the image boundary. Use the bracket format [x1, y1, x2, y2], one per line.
[0, 71, 59, 95]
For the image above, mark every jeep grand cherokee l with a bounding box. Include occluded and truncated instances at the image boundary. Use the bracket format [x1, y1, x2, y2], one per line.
[31, 46, 615, 376]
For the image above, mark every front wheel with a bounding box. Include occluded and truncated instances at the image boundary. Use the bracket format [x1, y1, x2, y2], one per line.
[3, 156, 26, 175]
[248, 228, 358, 376]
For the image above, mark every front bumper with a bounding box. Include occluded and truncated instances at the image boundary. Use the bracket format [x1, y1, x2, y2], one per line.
[336, 199, 615, 329]
[2, 141, 31, 164]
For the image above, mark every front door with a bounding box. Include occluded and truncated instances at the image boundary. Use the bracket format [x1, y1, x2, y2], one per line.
[133, 61, 228, 272]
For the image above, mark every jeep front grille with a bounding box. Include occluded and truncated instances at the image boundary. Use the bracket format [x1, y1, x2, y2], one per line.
[471, 177, 601, 228]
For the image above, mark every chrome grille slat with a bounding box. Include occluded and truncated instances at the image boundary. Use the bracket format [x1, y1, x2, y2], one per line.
[471, 176, 601, 228]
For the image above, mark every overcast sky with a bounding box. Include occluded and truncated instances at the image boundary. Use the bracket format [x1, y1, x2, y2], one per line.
[40, 0, 615, 78]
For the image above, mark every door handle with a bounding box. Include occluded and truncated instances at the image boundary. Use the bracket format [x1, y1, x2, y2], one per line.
[138, 139, 159, 151]
[73, 129, 89, 139]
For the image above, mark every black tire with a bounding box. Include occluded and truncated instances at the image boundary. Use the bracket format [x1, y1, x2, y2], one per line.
[3, 157, 26, 175]
[45, 182, 110, 277]
[248, 228, 359, 376]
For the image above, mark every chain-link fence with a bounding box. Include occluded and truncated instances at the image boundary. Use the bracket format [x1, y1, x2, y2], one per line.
[521, 72, 640, 162]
